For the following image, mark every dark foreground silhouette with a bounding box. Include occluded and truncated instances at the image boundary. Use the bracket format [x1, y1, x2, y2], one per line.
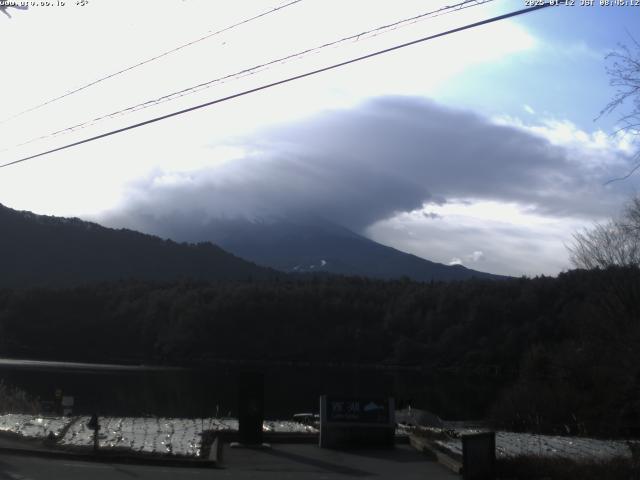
[0, 266, 638, 437]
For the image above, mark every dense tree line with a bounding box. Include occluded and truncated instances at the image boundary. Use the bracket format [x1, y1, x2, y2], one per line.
[0, 267, 638, 437]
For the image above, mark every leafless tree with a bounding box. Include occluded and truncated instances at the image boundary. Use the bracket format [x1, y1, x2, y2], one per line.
[599, 36, 640, 184]
[600, 36, 640, 135]
[569, 196, 640, 269]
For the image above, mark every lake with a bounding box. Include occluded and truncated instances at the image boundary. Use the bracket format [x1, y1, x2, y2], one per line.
[0, 358, 496, 419]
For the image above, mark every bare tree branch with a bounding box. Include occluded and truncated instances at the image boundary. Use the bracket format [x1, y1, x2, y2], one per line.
[598, 37, 640, 183]
[604, 151, 640, 185]
[568, 195, 640, 269]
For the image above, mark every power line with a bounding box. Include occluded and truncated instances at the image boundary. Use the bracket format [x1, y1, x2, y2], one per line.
[0, 2, 557, 170]
[4, 0, 495, 152]
[0, 0, 304, 125]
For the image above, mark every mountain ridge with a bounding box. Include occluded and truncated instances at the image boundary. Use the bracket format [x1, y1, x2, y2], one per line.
[0, 203, 277, 287]
[108, 213, 506, 282]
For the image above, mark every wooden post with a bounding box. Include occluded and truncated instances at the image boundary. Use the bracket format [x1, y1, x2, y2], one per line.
[87, 413, 100, 452]
[238, 372, 265, 446]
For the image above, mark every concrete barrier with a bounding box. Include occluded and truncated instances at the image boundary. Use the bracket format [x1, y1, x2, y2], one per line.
[462, 431, 495, 480]
[409, 433, 462, 474]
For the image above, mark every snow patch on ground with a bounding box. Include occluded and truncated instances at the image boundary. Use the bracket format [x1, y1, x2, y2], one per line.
[60, 417, 208, 457]
[0, 414, 69, 439]
[434, 430, 637, 460]
[0, 414, 317, 457]
[263, 420, 318, 434]
[4, 414, 634, 461]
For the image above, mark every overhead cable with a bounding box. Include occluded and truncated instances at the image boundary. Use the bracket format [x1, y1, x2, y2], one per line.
[0, 0, 304, 125]
[4, 0, 495, 152]
[0, 2, 557, 170]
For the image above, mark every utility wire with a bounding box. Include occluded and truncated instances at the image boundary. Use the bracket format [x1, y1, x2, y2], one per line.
[0, 2, 557, 170]
[3, 0, 495, 152]
[0, 0, 304, 125]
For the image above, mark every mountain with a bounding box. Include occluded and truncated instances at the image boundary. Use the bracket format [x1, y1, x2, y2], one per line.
[0, 204, 276, 288]
[140, 215, 505, 281]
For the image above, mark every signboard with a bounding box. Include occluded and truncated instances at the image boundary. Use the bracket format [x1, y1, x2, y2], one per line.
[61, 396, 74, 407]
[319, 395, 395, 448]
[326, 398, 390, 424]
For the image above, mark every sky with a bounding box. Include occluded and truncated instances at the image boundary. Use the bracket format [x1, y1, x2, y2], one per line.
[0, 0, 639, 277]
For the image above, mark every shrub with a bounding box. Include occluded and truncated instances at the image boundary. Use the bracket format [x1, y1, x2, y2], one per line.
[0, 381, 40, 414]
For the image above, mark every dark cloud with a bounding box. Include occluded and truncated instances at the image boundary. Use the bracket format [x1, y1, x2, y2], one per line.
[100, 96, 631, 234]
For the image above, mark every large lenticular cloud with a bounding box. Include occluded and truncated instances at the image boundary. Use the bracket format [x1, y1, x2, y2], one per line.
[100, 96, 633, 234]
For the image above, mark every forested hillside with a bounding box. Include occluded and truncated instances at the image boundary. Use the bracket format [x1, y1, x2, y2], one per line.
[0, 204, 276, 287]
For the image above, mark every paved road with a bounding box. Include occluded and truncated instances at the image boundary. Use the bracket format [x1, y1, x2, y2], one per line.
[222, 443, 459, 479]
[0, 444, 459, 479]
[0, 454, 211, 480]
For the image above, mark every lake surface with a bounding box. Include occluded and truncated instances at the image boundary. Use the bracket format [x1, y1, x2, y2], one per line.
[0, 358, 494, 419]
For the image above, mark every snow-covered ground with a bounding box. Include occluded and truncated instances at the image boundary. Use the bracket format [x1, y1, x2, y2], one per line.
[433, 430, 638, 460]
[2, 414, 636, 461]
[0, 413, 68, 439]
[0, 414, 318, 457]
[60, 417, 214, 457]
[263, 420, 318, 434]
[60, 417, 319, 457]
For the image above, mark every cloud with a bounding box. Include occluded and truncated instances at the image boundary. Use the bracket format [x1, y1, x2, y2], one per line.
[367, 200, 584, 276]
[102, 96, 634, 232]
[96, 96, 639, 276]
[446, 251, 483, 267]
[467, 250, 485, 263]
